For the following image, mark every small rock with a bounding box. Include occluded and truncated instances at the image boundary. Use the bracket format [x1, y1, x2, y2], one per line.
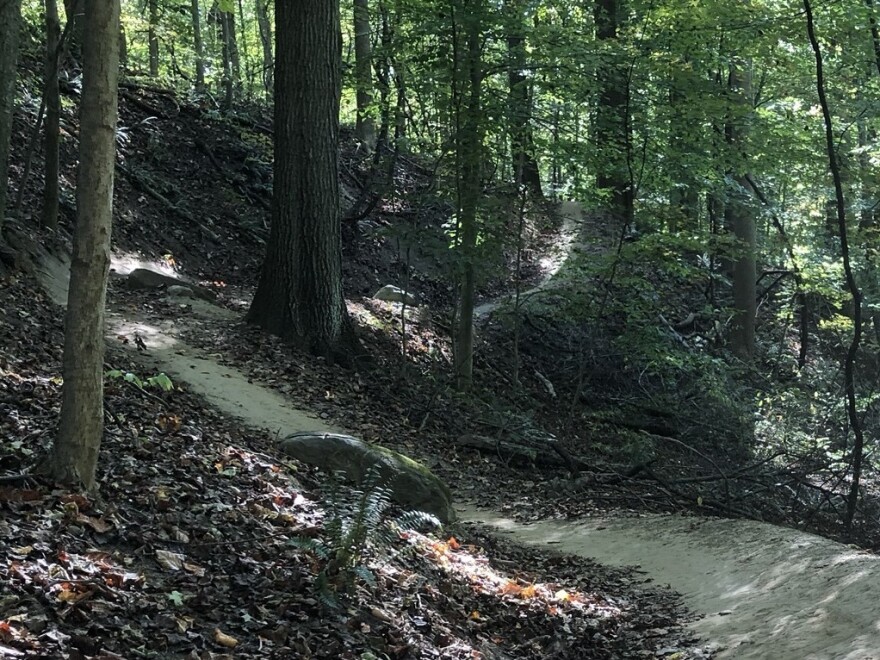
[373, 284, 418, 306]
[166, 285, 197, 299]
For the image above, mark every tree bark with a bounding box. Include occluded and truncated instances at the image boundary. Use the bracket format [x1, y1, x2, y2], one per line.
[255, 0, 272, 97]
[453, 1, 483, 391]
[505, 0, 542, 198]
[47, 0, 119, 491]
[191, 0, 205, 91]
[594, 0, 633, 224]
[220, 9, 239, 109]
[804, 0, 865, 534]
[354, 0, 376, 148]
[148, 0, 159, 76]
[62, 0, 83, 62]
[246, 0, 357, 362]
[42, 0, 61, 230]
[0, 0, 21, 231]
[726, 61, 756, 360]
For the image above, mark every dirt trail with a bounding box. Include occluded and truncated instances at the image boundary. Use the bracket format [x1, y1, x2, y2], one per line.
[475, 200, 584, 318]
[33, 236, 880, 660]
[457, 506, 880, 659]
[35, 248, 338, 437]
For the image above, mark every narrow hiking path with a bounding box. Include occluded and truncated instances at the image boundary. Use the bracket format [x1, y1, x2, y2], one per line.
[457, 507, 880, 660]
[474, 200, 584, 319]
[31, 213, 880, 660]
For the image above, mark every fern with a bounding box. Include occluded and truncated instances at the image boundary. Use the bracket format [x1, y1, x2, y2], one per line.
[290, 466, 441, 603]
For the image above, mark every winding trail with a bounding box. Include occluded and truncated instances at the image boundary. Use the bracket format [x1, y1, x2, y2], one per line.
[474, 200, 585, 319]
[457, 506, 880, 659]
[31, 214, 880, 659]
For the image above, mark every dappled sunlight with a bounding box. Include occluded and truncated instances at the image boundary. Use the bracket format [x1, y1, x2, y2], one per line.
[107, 316, 181, 352]
[110, 251, 178, 277]
[405, 531, 621, 619]
[459, 505, 880, 658]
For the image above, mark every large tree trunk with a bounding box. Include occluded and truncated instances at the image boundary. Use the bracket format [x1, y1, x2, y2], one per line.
[726, 61, 756, 360]
[505, 0, 542, 198]
[246, 0, 356, 362]
[0, 0, 21, 231]
[453, 1, 483, 392]
[42, 0, 61, 230]
[191, 0, 205, 91]
[594, 0, 633, 225]
[47, 0, 119, 491]
[148, 0, 159, 76]
[353, 0, 376, 148]
[255, 0, 272, 97]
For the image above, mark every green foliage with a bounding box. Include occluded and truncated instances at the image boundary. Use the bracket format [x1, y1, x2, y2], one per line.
[105, 369, 174, 392]
[290, 469, 440, 606]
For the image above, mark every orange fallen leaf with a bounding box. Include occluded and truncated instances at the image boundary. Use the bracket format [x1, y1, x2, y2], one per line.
[447, 536, 461, 550]
[520, 585, 537, 599]
[499, 580, 522, 596]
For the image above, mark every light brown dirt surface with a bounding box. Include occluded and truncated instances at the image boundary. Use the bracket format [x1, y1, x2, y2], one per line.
[457, 505, 880, 660]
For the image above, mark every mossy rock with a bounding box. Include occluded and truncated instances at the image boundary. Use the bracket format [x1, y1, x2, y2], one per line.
[279, 432, 455, 523]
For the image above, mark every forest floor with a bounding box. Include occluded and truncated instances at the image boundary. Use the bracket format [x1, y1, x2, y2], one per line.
[16, 206, 880, 660]
[3, 80, 877, 659]
[0, 246, 705, 660]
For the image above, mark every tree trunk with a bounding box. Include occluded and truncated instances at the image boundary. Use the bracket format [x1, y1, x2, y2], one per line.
[62, 0, 83, 62]
[227, 10, 242, 90]
[453, 1, 483, 391]
[42, 0, 61, 230]
[594, 0, 633, 224]
[246, 0, 356, 362]
[0, 0, 20, 231]
[353, 0, 376, 148]
[255, 0, 272, 97]
[191, 0, 205, 91]
[46, 0, 119, 491]
[148, 0, 159, 76]
[667, 70, 699, 232]
[220, 9, 238, 109]
[505, 0, 542, 198]
[119, 21, 128, 69]
[726, 61, 756, 360]
[804, 0, 865, 534]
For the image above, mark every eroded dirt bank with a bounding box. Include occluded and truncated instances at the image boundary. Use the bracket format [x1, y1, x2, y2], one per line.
[457, 506, 880, 659]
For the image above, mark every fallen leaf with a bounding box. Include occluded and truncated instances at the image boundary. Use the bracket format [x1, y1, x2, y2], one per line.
[213, 628, 238, 648]
[155, 550, 185, 571]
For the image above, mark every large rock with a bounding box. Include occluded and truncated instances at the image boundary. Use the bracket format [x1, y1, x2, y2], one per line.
[279, 432, 455, 523]
[373, 285, 418, 306]
[125, 268, 216, 301]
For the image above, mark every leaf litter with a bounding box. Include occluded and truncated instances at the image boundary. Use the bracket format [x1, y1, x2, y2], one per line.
[0, 270, 704, 658]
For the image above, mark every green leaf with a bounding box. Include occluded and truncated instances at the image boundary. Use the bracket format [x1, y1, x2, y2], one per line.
[124, 373, 144, 389]
[167, 591, 185, 607]
[148, 373, 174, 392]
